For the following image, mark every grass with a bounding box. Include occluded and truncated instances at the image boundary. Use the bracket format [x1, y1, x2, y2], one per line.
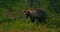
[0, 0, 60, 32]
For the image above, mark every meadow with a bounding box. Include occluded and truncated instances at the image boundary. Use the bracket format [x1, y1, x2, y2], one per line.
[0, 0, 60, 32]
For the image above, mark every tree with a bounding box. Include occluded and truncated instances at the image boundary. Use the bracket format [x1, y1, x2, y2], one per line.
[30, 0, 40, 8]
[50, 0, 60, 16]
[35, 0, 40, 8]
[30, 0, 33, 8]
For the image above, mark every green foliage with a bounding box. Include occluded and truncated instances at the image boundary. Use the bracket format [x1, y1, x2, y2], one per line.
[0, 0, 60, 32]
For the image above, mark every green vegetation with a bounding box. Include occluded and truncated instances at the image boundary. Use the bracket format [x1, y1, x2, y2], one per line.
[0, 0, 60, 32]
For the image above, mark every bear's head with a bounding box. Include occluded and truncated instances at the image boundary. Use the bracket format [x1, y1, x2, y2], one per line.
[23, 8, 34, 18]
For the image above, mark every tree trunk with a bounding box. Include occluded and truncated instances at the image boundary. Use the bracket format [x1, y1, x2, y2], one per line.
[30, 0, 33, 8]
[50, 0, 60, 16]
[35, 0, 40, 8]
[30, 0, 40, 8]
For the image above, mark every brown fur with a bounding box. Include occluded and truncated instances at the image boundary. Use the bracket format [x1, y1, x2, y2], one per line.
[23, 8, 47, 24]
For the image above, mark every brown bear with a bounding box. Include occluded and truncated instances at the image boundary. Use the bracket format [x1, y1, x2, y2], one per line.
[23, 8, 47, 24]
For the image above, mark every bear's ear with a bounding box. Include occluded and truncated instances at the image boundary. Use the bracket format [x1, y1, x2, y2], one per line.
[23, 8, 28, 12]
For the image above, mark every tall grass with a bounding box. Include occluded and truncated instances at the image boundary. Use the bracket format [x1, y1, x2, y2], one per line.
[0, 0, 60, 32]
